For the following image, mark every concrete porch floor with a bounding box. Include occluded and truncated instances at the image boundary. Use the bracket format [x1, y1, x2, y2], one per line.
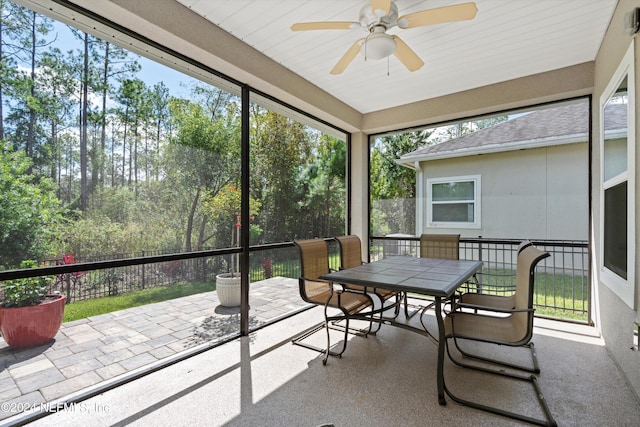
[2, 281, 640, 426]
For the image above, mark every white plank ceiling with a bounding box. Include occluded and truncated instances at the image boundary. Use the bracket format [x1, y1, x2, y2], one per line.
[176, 0, 617, 114]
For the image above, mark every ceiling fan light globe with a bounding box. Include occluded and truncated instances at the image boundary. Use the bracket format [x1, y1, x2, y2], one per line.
[361, 33, 396, 59]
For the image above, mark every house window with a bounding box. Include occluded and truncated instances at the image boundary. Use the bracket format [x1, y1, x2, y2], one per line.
[427, 175, 480, 228]
[603, 180, 627, 279]
[600, 41, 635, 308]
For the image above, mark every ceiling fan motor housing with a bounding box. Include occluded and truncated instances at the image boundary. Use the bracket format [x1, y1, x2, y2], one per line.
[360, 1, 399, 59]
[359, 1, 399, 30]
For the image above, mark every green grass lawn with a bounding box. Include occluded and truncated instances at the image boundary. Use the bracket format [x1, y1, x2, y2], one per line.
[63, 281, 213, 323]
[533, 271, 589, 321]
[64, 261, 287, 323]
[463, 268, 589, 322]
[63, 264, 588, 324]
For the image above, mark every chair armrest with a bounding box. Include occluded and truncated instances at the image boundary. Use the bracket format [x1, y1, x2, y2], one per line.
[301, 276, 332, 285]
[466, 272, 516, 293]
[470, 272, 516, 285]
[454, 301, 533, 314]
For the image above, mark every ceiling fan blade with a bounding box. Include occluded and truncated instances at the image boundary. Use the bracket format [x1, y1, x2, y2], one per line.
[392, 36, 424, 72]
[371, 0, 391, 16]
[330, 39, 364, 75]
[291, 21, 358, 31]
[397, 2, 478, 29]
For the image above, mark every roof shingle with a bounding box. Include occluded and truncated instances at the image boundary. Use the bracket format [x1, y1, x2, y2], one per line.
[400, 100, 626, 161]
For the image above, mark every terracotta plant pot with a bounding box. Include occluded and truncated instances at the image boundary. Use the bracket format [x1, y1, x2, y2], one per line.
[0, 294, 66, 349]
[216, 273, 241, 307]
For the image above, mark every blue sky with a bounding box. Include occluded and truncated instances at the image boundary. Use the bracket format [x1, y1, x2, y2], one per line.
[51, 21, 194, 99]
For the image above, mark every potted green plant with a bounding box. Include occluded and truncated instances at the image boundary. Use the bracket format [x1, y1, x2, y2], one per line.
[0, 260, 66, 349]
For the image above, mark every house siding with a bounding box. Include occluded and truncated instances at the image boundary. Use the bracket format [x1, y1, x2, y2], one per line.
[420, 142, 588, 240]
[593, 0, 640, 399]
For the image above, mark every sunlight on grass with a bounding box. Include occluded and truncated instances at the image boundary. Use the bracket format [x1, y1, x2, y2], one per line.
[463, 268, 589, 322]
[63, 281, 213, 322]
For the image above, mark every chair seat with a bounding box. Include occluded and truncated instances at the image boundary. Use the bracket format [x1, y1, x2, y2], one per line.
[328, 290, 373, 315]
[444, 311, 528, 345]
[304, 280, 373, 315]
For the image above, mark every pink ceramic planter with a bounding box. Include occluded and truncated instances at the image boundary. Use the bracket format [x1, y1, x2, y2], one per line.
[0, 294, 66, 349]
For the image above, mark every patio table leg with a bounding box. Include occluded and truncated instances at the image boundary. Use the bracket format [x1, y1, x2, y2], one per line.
[436, 296, 446, 405]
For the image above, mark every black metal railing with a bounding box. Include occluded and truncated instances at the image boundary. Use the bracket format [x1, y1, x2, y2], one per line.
[371, 236, 590, 324]
[0, 241, 342, 304]
[1, 236, 588, 323]
[36, 249, 226, 302]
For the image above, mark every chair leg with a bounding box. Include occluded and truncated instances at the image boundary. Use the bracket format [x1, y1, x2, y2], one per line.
[329, 318, 374, 336]
[452, 337, 540, 374]
[292, 319, 350, 364]
[293, 297, 376, 363]
[403, 292, 424, 319]
[444, 339, 556, 426]
[291, 322, 324, 347]
[368, 293, 385, 333]
[379, 293, 402, 321]
[329, 293, 380, 335]
[404, 292, 410, 317]
[323, 309, 331, 365]
[323, 314, 350, 365]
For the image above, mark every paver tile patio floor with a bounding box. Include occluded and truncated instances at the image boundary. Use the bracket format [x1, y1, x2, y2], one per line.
[0, 277, 304, 421]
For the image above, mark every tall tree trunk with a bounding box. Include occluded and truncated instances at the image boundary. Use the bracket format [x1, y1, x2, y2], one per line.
[0, 14, 5, 142]
[26, 11, 37, 163]
[89, 121, 99, 194]
[133, 120, 138, 195]
[155, 116, 161, 181]
[128, 122, 134, 186]
[99, 42, 109, 188]
[121, 108, 128, 187]
[197, 216, 208, 251]
[66, 141, 72, 204]
[111, 125, 116, 187]
[80, 32, 89, 211]
[144, 132, 149, 184]
[185, 187, 201, 252]
[50, 118, 57, 183]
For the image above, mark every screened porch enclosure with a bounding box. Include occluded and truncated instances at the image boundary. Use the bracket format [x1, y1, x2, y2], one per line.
[2, 0, 640, 425]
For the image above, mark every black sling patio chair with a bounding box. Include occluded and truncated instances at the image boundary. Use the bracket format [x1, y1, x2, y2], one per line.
[291, 238, 375, 365]
[442, 244, 556, 426]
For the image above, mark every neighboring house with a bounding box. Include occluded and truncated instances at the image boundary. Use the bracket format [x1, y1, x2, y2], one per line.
[397, 100, 622, 240]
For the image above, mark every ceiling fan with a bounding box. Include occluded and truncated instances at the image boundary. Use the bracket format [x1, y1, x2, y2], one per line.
[290, 0, 478, 75]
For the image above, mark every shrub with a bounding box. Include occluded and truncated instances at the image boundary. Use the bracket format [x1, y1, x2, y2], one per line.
[1, 260, 54, 307]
